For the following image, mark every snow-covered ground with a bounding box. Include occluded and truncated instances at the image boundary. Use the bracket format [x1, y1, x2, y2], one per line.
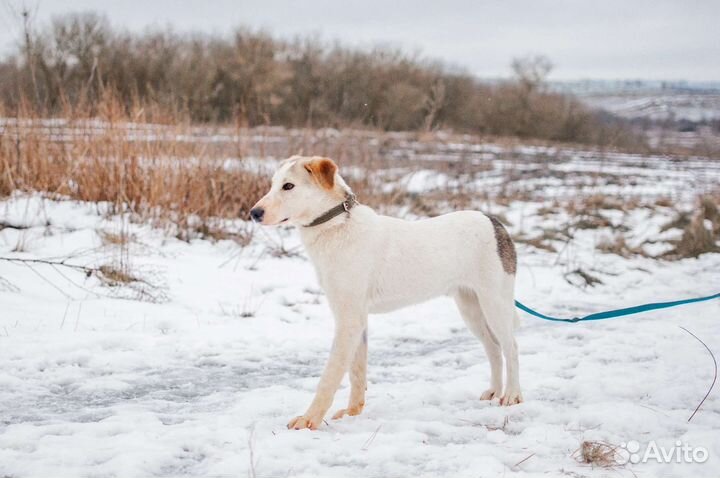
[549, 79, 720, 122]
[1, 187, 719, 477]
[579, 93, 720, 122]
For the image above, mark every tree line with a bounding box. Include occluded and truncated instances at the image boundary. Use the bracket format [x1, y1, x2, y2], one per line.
[0, 11, 640, 147]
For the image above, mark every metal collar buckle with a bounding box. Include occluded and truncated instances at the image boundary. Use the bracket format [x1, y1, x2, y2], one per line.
[342, 194, 356, 212]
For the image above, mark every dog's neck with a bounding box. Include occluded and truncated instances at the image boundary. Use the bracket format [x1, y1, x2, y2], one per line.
[303, 193, 357, 228]
[297, 194, 361, 251]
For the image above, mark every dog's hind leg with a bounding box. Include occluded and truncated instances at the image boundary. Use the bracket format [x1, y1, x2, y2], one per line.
[454, 288, 504, 401]
[332, 327, 368, 420]
[478, 292, 523, 406]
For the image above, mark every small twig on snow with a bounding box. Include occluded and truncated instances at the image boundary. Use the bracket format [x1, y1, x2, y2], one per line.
[0, 256, 95, 274]
[0, 274, 20, 292]
[0, 256, 165, 303]
[361, 425, 382, 451]
[59, 302, 71, 329]
[24, 262, 72, 299]
[513, 452, 536, 468]
[248, 425, 257, 478]
[0, 221, 32, 230]
[679, 326, 717, 422]
[74, 301, 84, 332]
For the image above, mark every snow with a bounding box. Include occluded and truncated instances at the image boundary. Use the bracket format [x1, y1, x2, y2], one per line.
[404, 170, 450, 193]
[1, 191, 719, 477]
[579, 93, 720, 122]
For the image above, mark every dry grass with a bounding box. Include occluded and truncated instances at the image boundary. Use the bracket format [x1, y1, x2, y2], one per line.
[597, 235, 642, 257]
[572, 441, 625, 468]
[2, 92, 717, 264]
[97, 264, 137, 286]
[654, 196, 674, 208]
[515, 232, 559, 253]
[218, 287, 266, 319]
[660, 212, 692, 233]
[564, 268, 603, 288]
[573, 214, 613, 230]
[662, 195, 720, 259]
[99, 229, 135, 247]
[96, 264, 166, 302]
[0, 93, 269, 239]
[576, 194, 627, 211]
[0, 91, 465, 242]
[592, 194, 719, 260]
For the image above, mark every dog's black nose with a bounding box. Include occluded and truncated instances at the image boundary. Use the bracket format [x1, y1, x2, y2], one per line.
[250, 207, 264, 223]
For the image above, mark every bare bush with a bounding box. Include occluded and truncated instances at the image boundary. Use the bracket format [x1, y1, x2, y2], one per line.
[0, 11, 643, 148]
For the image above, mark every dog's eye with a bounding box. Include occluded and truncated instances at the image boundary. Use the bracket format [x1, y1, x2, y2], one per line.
[282, 182, 295, 191]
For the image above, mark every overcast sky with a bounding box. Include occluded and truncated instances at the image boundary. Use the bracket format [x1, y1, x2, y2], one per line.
[1, 0, 718, 81]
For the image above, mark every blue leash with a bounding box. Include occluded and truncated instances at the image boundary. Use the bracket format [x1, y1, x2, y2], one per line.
[516, 292, 720, 323]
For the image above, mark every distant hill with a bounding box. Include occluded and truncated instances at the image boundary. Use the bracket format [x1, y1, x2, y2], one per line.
[548, 80, 720, 121]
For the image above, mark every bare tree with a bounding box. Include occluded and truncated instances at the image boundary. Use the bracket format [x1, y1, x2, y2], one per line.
[423, 80, 446, 131]
[3, 2, 42, 104]
[0, 11, 638, 146]
[511, 54, 553, 94]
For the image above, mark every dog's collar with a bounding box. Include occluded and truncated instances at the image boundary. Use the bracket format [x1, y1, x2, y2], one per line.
[304, 194, 358, 227]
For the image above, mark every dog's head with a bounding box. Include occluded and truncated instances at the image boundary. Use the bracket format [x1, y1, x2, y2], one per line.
[250, 156, 348, 226]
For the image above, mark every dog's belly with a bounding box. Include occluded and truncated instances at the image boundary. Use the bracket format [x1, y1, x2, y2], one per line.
[368, 296, 435, 314]
[367, 280, 454, 314]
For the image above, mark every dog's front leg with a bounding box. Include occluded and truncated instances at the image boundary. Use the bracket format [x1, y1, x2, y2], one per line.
[288, 314, 366, 430]
[332, 327, 367, 420]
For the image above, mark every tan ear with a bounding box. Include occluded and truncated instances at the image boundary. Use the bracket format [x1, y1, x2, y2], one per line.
[304, 157, 337, 190]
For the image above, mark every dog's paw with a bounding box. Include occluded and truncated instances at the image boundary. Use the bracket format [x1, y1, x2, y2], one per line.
[499, 389, 523, 406]
[480, 388, 500, 400]
[331, 403, 364, 420]
[287, 415, 319, 430]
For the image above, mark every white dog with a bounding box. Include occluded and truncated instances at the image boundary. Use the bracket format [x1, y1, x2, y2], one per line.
[251, 156, 522, 430]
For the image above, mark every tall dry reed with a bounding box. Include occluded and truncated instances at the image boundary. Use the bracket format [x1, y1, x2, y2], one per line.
[1, 91, 270, 239]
